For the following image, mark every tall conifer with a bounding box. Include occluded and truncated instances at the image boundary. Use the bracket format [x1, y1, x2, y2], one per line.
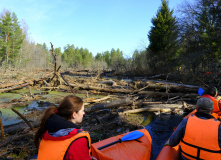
[0, 10, 24, 65]
[147, 0, 179, 73]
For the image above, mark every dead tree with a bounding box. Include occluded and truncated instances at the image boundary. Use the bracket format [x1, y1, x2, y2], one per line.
[48, 42, 62, 87]
[47, 42, 74, 94]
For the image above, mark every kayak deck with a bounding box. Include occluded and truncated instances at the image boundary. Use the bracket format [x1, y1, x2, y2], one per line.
[156, 145, 181, 160]
[91, 129, 152, 160]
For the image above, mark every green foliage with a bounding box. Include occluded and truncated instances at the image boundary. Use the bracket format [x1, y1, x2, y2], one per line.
[62, 44, 94, 69]
[0, 10, 25, 66]
[12, 148, 29, 159]
[147, 0, 179, 73]
[54, 47, 62, 56]
[103, 51, 111, 66]
[132, 49, 149, 74]
[94, 48, 125, 70]
[95, 52, 103, 61]
[178, 0, 221, 74]
[110, 48, 124, 70]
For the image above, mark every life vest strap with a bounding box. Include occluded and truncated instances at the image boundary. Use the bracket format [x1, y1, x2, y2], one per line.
[214, 110, 221, 114]
[64, 135, 91, 158]
[181, 139, 221, 153]
[180, 147, 203, 160]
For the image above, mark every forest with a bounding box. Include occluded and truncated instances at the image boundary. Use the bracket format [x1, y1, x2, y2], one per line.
[0, 0, 220, 84]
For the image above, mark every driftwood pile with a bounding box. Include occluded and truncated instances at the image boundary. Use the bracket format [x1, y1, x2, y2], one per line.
[0, 43, 202, 159]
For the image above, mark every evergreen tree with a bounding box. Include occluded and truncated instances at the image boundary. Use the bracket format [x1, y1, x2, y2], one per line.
[0, 10, 24, 65]
[80, 48, 93, 68]
[178, 0, 221, 73]
[0, 11, 13, 64]
[197, 0, 221, 71]
[62, 44, 75, 67]
[147, 0, 179, 73]
[103, 51, 111, 67]
[109, 48, 124, 70]
[11, 12, 25, 64]
[73, 47, 82, 68]
[95, 52, 103, 61]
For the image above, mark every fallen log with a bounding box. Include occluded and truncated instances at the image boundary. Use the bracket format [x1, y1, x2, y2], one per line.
[60, 73, 75, 94]
[119, 104, 183, 115]
[0, 80, 26, 89]
[119, 107, 172, 114]
[84, 95, 113, 106]
[0, 117, 5, 139]
[131, 85, 150, 95]
[3, 120, 39, 135]
[137, 81, 199, 93]
[97, 80, 117, 86]
[11, 108, 34, 131]
[0, 73, 53, 93]
[85, 97, 138, 112]
[142, 103, 183, 108]
[69, 82, 133, 94]
[137, 90, 198, 98]
[0, 132, 34, 148]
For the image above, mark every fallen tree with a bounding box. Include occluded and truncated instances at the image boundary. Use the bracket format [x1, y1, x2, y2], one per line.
[85, 96, 138, 112]
[119, 103, 183, 115]
[69, 82, 133, 94]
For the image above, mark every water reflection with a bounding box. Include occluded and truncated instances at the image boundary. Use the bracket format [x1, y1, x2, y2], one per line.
[146, 114, 183, 160]
[0, 101, 52, 126]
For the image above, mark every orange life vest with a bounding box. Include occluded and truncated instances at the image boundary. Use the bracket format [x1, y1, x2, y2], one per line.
[202, 95, 221, 115]
[37, 131, 91, 160]
[180, 115, 221, 160]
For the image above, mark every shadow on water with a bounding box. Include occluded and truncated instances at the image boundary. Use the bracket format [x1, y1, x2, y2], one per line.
[145, 114, 184, 160]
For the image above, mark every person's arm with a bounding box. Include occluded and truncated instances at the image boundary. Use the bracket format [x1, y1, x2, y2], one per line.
[65, 137, 91, 160]
[169, 118, 187, 147]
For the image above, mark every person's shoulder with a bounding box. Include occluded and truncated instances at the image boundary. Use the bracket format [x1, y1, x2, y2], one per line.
[182, 117, 188, 123]
[179, 118, 188, 128]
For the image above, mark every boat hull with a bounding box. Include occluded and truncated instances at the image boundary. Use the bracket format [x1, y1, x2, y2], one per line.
[156, 145, 180, 160]
[91, 129, 152, 160]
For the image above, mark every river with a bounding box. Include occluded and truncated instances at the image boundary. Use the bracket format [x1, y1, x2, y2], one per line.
[145, 114, 184, 160]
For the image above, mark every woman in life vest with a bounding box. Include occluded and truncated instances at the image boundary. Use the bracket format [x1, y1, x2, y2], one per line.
[34, 95, 94, 160]
[169, 97, 221, 160]
[202, 86, 221, 118]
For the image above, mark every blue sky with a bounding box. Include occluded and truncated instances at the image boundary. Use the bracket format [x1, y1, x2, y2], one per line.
[0, 0, 182, 57]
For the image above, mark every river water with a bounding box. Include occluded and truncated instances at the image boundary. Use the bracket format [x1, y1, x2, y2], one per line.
[145, 114, 184, 160]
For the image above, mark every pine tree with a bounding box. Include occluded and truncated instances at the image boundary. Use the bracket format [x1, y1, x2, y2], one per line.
[147, 0, 179, 73]
[0, 10, 24, 66]
[103, 51, 111, 67]
[197, 0, 221, 71]
[11, 12, 25, 64]
[0, 11, 13, 64]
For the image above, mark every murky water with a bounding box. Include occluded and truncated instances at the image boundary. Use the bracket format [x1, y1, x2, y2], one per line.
[145, 114, 183, 160]
[0, 101, 36, 126]
[0, 101, 54, 126]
